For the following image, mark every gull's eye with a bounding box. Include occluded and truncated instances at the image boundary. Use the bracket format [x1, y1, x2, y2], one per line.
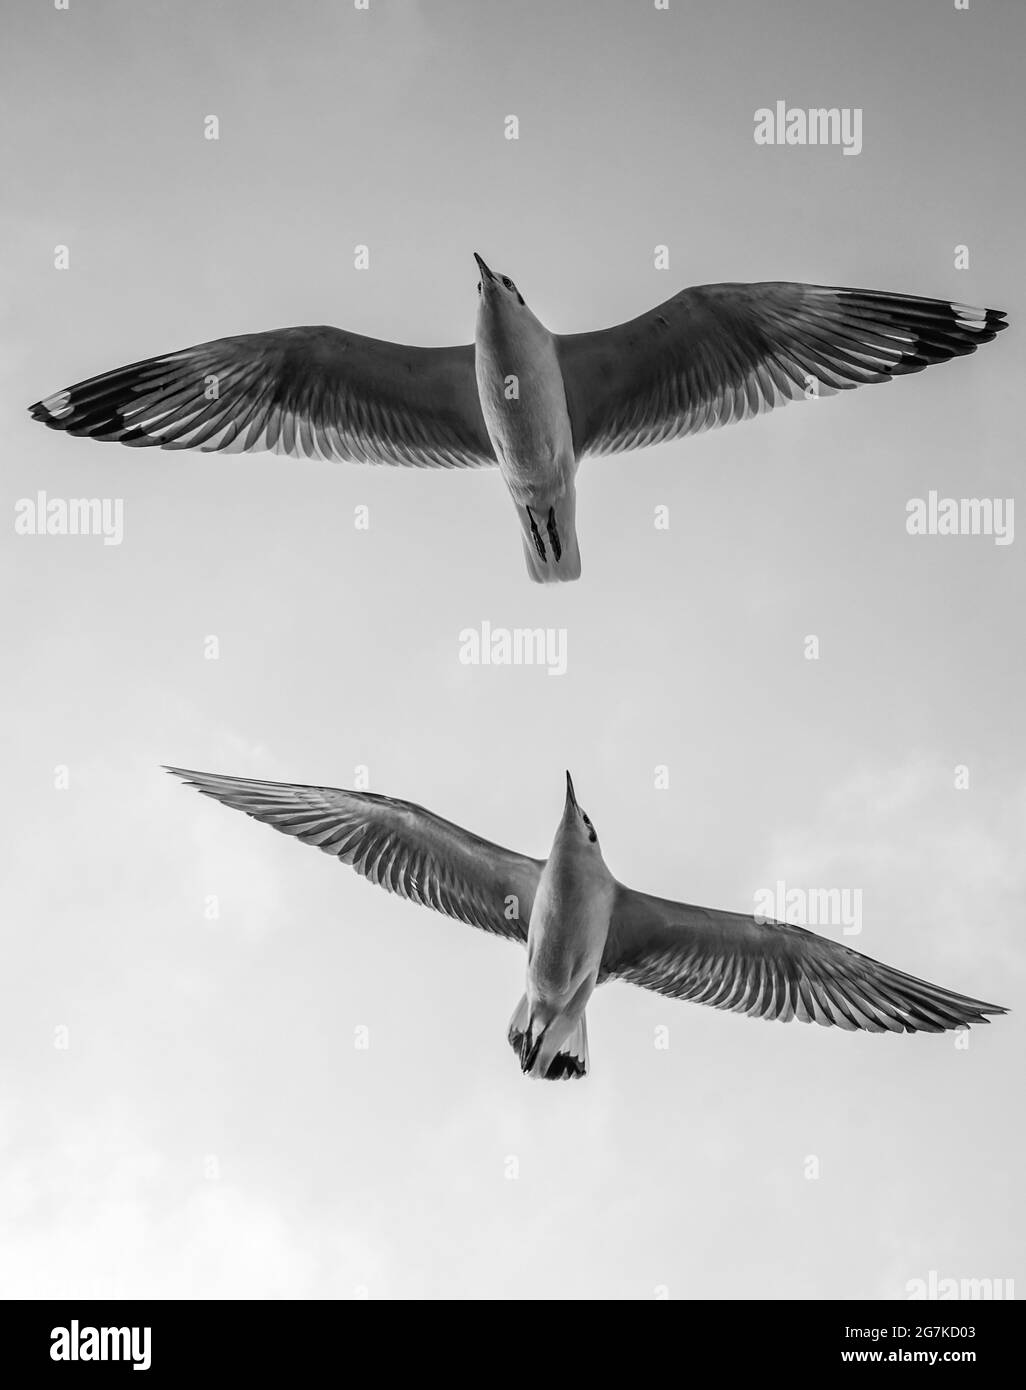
[477, 282, 482, 294]
[502, 276, 514, 290]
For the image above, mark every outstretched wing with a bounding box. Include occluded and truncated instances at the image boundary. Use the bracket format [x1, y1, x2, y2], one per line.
[602, 884, 1007, 1033]
[557, 282, 1008, 458]
[167, 768, 541, 942]
[31, 326, 496, 469]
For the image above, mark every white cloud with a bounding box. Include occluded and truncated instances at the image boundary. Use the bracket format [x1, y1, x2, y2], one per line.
[0, 1101, 387, 1299]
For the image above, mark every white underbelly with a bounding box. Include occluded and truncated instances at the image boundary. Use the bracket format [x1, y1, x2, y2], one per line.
[527, 888, 609, 1002]
[478, 371, 576, 502]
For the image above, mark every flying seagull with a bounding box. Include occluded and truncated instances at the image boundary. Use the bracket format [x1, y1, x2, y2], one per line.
[166, 766, 1006, 1079]
[32, 258, 1006, 584]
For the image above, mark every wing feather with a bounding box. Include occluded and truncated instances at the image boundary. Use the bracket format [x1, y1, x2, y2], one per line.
[557, 282, 1007, 458]
[31, 326, 496, 470]
[166, 767, 540, 942]
[601, 885, 1006, 1034]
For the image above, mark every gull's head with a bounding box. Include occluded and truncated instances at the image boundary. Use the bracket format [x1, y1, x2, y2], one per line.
[474, 251, 527, 318]
[561, 770, 599, 849]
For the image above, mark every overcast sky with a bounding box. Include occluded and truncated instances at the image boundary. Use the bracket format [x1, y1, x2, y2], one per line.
[2, 0, 1023, 1299]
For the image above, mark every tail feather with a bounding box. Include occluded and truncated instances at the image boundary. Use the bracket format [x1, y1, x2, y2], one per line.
[517, 492, 581, 584]
[507, 995, 589, 1080]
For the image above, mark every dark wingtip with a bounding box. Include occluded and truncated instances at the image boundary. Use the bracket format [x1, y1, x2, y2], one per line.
[980, 1002, 1010, 1018]
[163, 765, 206, 788]
[978, 307, 1009, 343]
[29, 399, 61, 427]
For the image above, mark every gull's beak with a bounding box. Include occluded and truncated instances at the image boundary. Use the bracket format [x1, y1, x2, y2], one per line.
[473, 251, 494, 283]
[565, 770, 578, 811]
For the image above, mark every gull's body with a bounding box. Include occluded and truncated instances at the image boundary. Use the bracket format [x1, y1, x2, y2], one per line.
[166, 767, 1007, 1079]
[473, 254, 581, 580]
[514, 776, 616, 1076]
[31, 256, 1007, 584]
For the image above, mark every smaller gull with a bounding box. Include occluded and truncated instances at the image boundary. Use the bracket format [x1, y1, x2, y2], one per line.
[31, 257, 1007, 584]
[166, 767, 1007, 1080]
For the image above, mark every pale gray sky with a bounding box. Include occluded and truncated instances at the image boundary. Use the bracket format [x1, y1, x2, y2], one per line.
[2, 0, 1023, 1299]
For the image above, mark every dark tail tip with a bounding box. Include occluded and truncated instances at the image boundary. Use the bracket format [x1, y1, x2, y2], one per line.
[542, 1053, 587, 1080]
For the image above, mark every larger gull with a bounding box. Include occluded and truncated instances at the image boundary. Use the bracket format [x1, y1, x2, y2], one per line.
[31, 255, 1007, 584]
